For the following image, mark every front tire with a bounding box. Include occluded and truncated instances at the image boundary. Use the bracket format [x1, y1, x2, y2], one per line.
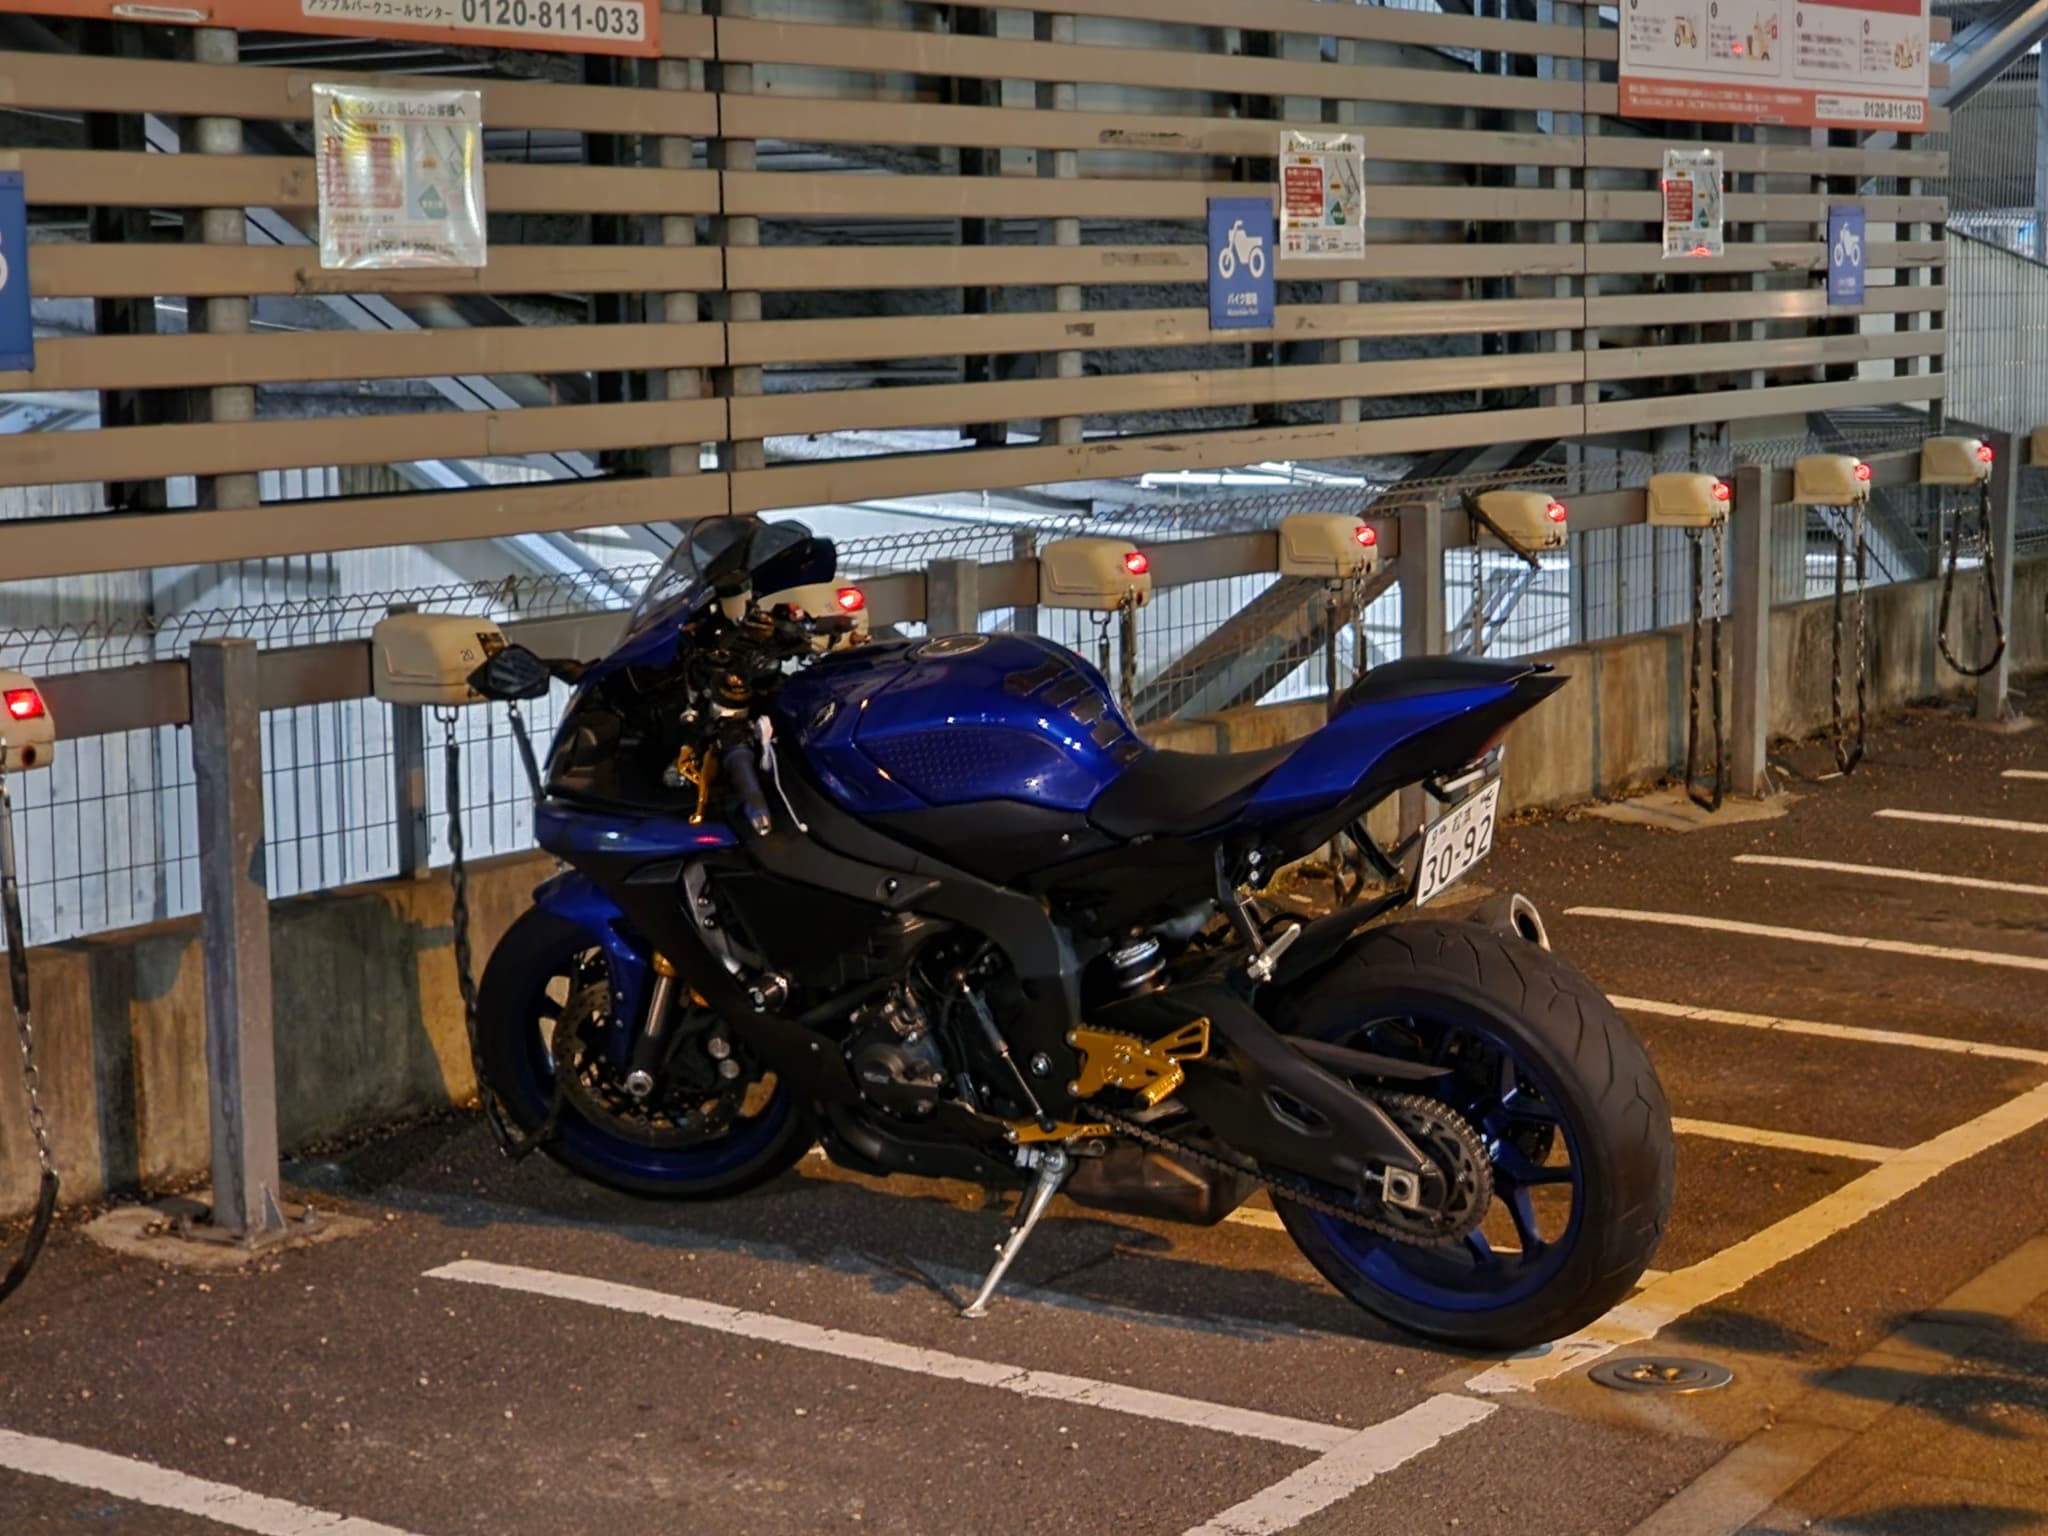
[1270, 920, 1674, 1350]
[477, 907, 816, 1200]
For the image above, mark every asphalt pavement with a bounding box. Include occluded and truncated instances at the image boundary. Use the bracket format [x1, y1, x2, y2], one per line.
[3, 704, 2047, 1536]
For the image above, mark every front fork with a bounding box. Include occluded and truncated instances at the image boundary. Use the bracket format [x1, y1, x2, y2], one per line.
[623, 952, 679, 1102]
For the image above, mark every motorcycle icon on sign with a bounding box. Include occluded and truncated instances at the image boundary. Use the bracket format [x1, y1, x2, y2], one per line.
[1832, 220, 1862, 269]
[1216, 219, 1268, 280]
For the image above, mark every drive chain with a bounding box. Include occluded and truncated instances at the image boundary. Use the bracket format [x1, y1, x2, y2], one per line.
[1088, 1092, 1493, 1245]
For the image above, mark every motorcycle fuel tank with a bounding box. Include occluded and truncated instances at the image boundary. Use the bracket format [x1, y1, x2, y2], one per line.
[776, 633, 1145, 816]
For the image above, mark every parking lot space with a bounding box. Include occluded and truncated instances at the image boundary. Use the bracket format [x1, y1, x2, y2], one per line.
[3, 708, 2046, 1536]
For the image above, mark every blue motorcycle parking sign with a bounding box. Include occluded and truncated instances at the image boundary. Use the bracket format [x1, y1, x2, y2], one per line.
[1208, 197, 1275, 331]
[1827, 205, 1865, 308]
[0, 172, 31, 373]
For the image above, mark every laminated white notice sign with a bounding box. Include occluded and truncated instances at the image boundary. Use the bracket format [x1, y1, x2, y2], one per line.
[315, 83, 487, 270]
[1279, 130, 1365, 261]
[1661, 147, 1724, 260]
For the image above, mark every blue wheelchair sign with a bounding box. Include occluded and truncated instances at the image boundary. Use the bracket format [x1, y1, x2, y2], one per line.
[1208, 197, 1275, 332]
[1827, 205, 1865, 308]
[0, 172, 30, 373]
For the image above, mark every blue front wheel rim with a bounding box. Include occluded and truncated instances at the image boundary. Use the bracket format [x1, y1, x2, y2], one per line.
[508, 940, 794, 1188]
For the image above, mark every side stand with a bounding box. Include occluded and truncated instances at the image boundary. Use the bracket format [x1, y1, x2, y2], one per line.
[960, 1148, 1071, 1319]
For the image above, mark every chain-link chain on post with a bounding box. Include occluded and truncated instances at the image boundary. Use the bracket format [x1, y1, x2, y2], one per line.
[0, 745, 59, 1306]
[438, 708, 564, 1163]
[1118, 591, 1139, 717]
[1683, 524, 1728, 812]
[1831, 505, 1869, 775]
[1937, 481, 2008, 678]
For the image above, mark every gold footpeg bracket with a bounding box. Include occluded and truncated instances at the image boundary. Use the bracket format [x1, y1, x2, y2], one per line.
[1003, 1020, 1210, 1144]
[1067, 1018, 1210, 1107]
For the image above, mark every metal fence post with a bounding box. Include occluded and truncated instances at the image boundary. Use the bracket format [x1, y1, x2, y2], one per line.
[385, 604, 431, 880]
[1978, 429, 2021, 723]
[1397, 502, 1446, 838]
[1729, 463, 1774, 797]
[926, 559, 981, 637]
[190, 639, 286, 1241]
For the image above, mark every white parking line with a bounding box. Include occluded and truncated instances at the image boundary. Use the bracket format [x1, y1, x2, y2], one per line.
[1565, 907, 2048, 974]
[1467, 1077, 2048, 1395]
[429, 1259, 1356, 1452]
[1875, 808, 2048, 835]
[0, 1428, 424, 1536]
[1179, 1394, 1495, 1536]
[1672, 1117, 1896, 1163]
[1611, 994, 2048, 1067]
[1733, 852, 2048, 900]
[2000, 769, 2048, 781]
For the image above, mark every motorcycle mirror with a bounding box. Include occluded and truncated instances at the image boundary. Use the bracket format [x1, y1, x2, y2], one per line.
[467, 644, 552, 702]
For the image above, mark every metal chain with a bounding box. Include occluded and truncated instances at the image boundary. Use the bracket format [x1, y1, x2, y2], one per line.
[1088, 1092, 1492, 1245]
[1118, 592, 1139, 716]
[1683, 525, 1728, 812]
[1831, 506, 1868, 775]
[0, 747, 58, 1307]
[439, 710, 565, 1162]
[0, 758, 52, 1181]
[1936, 484, 2008, 679]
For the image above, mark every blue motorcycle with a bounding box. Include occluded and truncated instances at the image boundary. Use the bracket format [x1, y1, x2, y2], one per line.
[470, 516, 1674, 1348]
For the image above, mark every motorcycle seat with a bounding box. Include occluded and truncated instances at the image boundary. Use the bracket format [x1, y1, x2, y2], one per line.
[1088, 741, 1296, 839]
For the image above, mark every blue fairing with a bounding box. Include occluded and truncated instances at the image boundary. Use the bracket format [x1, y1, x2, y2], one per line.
[1236, 682, 1518, 826]
[777, 633, 1144, 815]
[535, 799, 739, 860]
[528, 867, 654, 1044]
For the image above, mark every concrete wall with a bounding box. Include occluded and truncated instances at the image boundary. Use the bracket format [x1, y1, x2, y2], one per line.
[6, 556, 2043, 1220]
[1, 853, 546, 1220]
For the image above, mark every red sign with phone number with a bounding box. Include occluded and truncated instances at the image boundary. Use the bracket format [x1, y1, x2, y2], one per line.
[0, 0, 659, 58]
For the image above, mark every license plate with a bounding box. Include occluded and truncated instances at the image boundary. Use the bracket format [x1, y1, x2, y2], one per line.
[1414, 779, 1502, 907]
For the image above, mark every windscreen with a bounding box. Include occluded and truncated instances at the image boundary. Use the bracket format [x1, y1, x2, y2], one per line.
[621, 516, 821, 640]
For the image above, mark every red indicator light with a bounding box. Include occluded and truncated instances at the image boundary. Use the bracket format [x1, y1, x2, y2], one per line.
[834, 586, 865, 614]
[1353, 525, 1378, 547]
[4, 689, 44, 721]
[1853, 461, 1873, 483]
[1977, 442, 1995, 464]
[1122, 550, 1150, 576]
[1712, 480, 1732, 502]
[1545, 500, 1568, 523]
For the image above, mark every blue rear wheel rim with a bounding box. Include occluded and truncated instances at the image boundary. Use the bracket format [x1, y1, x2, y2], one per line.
[506, 938, 793, 1187]
[1309, 1005, 1585, 1315]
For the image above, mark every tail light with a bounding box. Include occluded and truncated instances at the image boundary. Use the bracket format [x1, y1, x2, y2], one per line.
[1712, 480, 1732, 502]
[4, 688, 44, 722]
[1853, 461, 1873, 483]
[1122, 550, 1150, 577]
[1977, 442, 1995, 464]
[834, 586, 866, 614]
[1353, 525, 1378, 548]
[1544, 500, 1568, 523]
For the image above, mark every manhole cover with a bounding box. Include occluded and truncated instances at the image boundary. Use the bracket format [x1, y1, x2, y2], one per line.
[1589, 1357, 1734, 1394]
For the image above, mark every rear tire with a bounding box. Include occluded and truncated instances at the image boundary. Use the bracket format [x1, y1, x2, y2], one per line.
[1271, 920, 1674, 1350]
[477, 907, 816, 1201]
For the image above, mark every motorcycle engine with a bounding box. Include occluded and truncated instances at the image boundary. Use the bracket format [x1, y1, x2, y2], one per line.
[847, 985, 949, 1119]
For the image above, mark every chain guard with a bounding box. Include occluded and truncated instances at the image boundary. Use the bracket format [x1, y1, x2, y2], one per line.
[1092, 1090, 1493, 1246]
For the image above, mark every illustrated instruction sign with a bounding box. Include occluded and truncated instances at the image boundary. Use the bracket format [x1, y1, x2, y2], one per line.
[1620, 0, 1930, 131]
[1207, 198, 1275, 331]
[1279, 131, 1365, 262]
[1827, 204, 1866, 305]
[0, 171, 31, 375]
[6, 0, 659, 58]
[1662, 147, 1725, 260]
[315, 84, 487, 271]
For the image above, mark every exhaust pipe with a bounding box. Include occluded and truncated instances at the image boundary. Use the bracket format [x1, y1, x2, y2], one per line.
[1468, 891, 1550, 950]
